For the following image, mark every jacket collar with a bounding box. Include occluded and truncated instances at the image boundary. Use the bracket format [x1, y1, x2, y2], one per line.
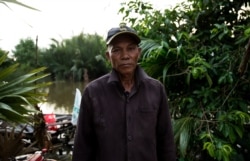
[107, 66, 149, 86]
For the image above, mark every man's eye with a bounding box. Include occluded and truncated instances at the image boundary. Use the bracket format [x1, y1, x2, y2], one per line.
[112, 49, 121, 54]
[129, 46, 136, 50]
[128, 46, 137, 51]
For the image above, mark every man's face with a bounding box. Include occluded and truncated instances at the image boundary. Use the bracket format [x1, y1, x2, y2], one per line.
[106, 34, 141, 76]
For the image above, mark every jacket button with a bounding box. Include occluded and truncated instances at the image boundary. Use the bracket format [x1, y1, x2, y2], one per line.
[128, 135, 132, 141]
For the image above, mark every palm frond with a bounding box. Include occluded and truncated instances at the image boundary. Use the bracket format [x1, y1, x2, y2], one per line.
[0, 53, 51, 123]
[174, 117, 196, 157]
[0, 0, 40, 11]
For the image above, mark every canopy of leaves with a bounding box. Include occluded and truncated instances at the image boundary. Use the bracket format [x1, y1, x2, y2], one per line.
[12, 33, 110, 82]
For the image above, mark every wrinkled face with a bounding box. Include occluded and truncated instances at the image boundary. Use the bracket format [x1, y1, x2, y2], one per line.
[106, 34, 141, 76]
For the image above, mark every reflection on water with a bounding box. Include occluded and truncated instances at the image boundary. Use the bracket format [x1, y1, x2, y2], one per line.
[39, 81, 86, 114]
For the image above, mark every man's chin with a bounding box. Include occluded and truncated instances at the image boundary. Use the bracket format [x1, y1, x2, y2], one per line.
[118, 69, 134, 76]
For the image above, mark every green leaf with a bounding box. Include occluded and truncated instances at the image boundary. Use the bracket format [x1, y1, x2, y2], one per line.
[174, 117, 194, 157]
[205, 72, 213, 87]
[203, 142, 215, 157]
[0, 0, 40, 11]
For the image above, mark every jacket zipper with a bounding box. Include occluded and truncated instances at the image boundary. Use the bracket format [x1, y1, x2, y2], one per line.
[124, 91, 129, 161]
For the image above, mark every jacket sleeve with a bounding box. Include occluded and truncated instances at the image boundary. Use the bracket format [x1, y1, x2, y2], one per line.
[157, 84, 176, 161]
[72, 88, 96, 161]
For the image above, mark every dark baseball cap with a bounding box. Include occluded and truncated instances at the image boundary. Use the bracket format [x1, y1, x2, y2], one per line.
[106, 23, 141, 45]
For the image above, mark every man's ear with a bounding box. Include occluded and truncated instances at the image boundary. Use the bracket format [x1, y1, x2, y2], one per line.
[105, 51, 110, 61]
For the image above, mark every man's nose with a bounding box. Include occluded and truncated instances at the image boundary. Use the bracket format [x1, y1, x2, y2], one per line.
[120, 49, 130, 59]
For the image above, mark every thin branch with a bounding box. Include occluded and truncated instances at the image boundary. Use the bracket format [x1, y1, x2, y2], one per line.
[221, 79, 239, 108]
[238, 38, 250, 76]
[167, 68, 189, 77]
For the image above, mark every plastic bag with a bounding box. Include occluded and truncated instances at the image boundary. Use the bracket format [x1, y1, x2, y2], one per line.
[71, 88, 82, 126]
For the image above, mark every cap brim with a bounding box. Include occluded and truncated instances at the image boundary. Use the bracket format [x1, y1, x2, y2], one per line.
[106, 31, 141, 45]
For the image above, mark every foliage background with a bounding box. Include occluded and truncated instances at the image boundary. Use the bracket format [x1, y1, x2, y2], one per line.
[12, 33, 110, 82]
[119, 0, 250, 160]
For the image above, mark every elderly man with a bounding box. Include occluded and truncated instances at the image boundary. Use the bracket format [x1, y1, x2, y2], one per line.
[72, 23, 176, 161]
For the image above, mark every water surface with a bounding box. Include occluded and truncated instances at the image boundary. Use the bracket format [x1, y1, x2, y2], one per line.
[39, 81, 86, 114]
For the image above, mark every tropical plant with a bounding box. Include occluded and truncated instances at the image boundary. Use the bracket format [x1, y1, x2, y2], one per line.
[0, 124, 42, 161]
[0, 1, 53, 160]
[0, 126, 26, 161]
[0, 52, 52, 160]
[40, 33, 110, 81]
[0, 53, 51, 123]
[119, 0, 250, 160]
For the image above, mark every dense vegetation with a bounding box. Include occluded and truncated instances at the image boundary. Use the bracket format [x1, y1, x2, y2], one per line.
[12, 34, 110, 82]
[119, 0, 250, 160]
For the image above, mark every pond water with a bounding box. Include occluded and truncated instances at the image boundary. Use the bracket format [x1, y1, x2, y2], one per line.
[39, 81, 86, 115]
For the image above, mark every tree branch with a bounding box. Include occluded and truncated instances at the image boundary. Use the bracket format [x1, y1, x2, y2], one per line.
[238, 38, 250, 76]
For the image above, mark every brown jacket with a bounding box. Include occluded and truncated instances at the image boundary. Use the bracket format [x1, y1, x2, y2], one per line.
[72, 66, 176, 161]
